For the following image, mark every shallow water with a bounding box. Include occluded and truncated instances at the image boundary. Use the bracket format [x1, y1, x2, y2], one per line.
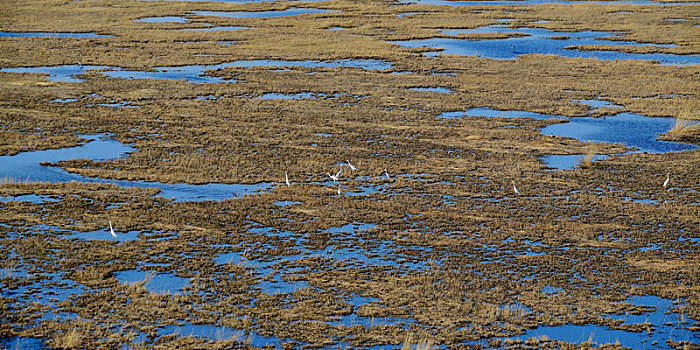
[498, 294, 698, 348]
[258, 92, 331, 100]
[0, 193, 61, 203]
[115, 269, 190, 294]
[438, 107, 561, 120]
[439, 107, 698, 169]
[0, 134, 274, 202]
[543, 113, 698, 154]
[135, 16, 189, 23]
[67, 228, 141, 242]
[158, 324, 241, 342]
[0, 65, 112, 83]
[408, 86, 453, 93]
[541, 154, 609, 170]
[574, 99, 624, 109]
[395, 26, 698, 66]
[0, 31, 112, 38]
[1, 59, 392, 83]
[0, 337, 46, 349]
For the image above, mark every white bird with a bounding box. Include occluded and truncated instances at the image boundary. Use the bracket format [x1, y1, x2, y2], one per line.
[327, 168, 342, 182]
[663, 172, 670, 189]
[285, 171, 290, 187]
[109, 221, 117, 238]
[384, 168, 391, 179]
[347, 160, 357, 171]
[512, 180, 521, 196]
[337, 186, 341, 195]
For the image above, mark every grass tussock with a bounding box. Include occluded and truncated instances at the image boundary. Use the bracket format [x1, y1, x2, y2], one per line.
[402, 336, 435, 350]
[669, 118, 700, 134]
[578, 150, 595, 169]
[659, 118, 700, 144]
[54, 328, 84, 349]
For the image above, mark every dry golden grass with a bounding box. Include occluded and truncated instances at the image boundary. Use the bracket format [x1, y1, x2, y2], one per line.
[1, 0, 699, 349]
[578, 147, 596, 169]
[669, 118, 700, 134]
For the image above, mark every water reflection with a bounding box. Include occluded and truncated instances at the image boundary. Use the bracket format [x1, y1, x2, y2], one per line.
[0, 31, 112, 38]
[0, 134, 274, 202]
[395, 26, 698, 66]
[1, 59, 393, 83]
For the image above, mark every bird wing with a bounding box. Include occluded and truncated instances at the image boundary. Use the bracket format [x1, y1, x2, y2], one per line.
[109, 222, 117, 237]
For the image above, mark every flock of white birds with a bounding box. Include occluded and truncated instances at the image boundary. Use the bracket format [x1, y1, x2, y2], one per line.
[106, 165, 673, 237]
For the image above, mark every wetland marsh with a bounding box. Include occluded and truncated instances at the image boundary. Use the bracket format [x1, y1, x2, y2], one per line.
[1, 0, 699, 349]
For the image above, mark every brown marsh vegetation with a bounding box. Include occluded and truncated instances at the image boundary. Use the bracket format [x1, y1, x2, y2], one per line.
[0, 0, 699, 349]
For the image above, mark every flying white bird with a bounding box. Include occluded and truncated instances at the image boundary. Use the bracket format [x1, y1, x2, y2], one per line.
[285, 171, 290, 187]
[512, 180, 521, 196]
[663, 173, 670, 189]
[347, 160, 357, 171]
[109, 221, 117, 238]
[384, 168, 391, 179]
[327, 168, 342, 182]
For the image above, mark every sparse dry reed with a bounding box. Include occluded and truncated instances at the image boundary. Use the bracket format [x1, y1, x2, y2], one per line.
[55, 328, 84, 349]
[668, 118, 700, 134]
[578, 150, 595, 169]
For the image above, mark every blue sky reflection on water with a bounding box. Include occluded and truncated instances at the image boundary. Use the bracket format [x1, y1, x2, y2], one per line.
[0, 134, 273, 202]
[395, 26, 699, 66]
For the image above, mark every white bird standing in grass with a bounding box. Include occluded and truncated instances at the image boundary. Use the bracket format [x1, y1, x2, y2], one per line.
[285, 171, 290, 187]
[109, 221, 117, 238]
[347, 160, 357, 171]
[327, 168, 342, 182]
[663, 172, 670, 189]
[512, 180, 521, 196]
[384, 168, 391, 179]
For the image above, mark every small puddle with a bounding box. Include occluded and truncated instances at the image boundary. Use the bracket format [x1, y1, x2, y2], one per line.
[438, 107, 560, 120]
[0, 194, 61, 203]
[0, 31, 112, 38]
[257, 92, 330, 100]
[50, 98, 79, 103]
[159, 324, 239, 342]
[115, 269, 190, 294]
[574, 99, 624, 110]
[136, 16, 189, 23]
[394, 25, 698, 66]
[95, 101, 139, 108]
[0, 134, 274, 202]
[540, 286, 565, 294]
[66, 227, 141, 242]
[408, 86, 453, 93]
[329, 314, 415, 328]
[541, 154, 609, 171]
[191, 8, 336, 19]
[274, 200, 303, 207]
